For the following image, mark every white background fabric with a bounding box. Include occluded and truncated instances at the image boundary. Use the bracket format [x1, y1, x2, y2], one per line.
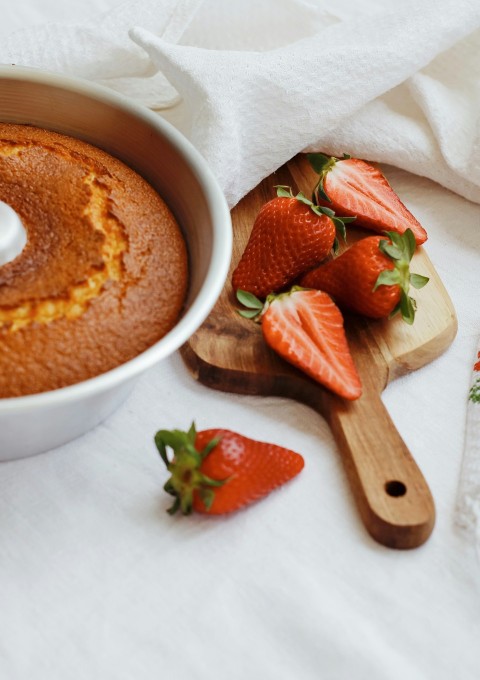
[1, 1, 480, 679]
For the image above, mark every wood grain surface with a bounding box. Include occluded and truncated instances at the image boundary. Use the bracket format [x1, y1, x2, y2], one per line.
[180, 154, 458, 549]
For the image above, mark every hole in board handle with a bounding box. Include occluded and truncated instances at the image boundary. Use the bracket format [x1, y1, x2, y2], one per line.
[385, 480, 407, 497]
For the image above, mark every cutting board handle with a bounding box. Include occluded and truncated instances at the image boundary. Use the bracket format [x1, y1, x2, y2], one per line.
[323, 388, 435, 549]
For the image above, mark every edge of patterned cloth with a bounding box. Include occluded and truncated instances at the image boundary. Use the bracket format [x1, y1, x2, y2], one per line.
[455, 347, 480, 547]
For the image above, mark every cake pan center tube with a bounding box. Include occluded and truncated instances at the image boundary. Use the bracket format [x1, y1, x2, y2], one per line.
[0, 200, 27, 266]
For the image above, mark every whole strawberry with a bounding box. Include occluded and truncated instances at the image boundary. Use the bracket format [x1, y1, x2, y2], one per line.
[154, 423, 304, 515]
[299, 230, 429, 323]
[308, 153, 428, 245]
[232, 185, 354, 299]
[237, 287, 362, 400]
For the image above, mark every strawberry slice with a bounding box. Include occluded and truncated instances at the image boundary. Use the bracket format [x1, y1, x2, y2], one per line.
[154, 423, 304, 515]
[238, 287, 362, 400]
[308, 153, 428, 245]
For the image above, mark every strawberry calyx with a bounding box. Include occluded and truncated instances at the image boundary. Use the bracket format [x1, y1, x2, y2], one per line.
[236, 285, 306, 321]
[154, 422, 226, 515]
[374, 228, 429, 324]
[307, 153, 351, 203]
[275, 184, 355, 247]
[236, 289, 265, 320]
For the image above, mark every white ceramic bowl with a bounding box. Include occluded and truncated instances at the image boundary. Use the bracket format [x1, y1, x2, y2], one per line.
[0, 65, 232, 461]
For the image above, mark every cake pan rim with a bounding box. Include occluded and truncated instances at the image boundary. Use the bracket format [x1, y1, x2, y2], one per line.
[0, 65, 232, 413]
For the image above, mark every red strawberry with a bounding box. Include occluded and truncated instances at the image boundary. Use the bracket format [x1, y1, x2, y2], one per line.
[154, 423, 304, 515]
[308, 153, 428, 245]
[237, 287, 362, 400]
[299, 229, 429, 323]
[232, 186, 354, 299]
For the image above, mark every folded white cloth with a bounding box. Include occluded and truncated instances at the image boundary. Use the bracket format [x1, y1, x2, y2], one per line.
[1, 0, 205, 108]
[2, 0, 480, 208]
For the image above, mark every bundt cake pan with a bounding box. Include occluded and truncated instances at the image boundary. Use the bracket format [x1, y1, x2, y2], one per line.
[0, 65, 232, 461]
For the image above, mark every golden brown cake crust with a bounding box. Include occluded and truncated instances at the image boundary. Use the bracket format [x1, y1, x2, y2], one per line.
[0, 123, 188, 397]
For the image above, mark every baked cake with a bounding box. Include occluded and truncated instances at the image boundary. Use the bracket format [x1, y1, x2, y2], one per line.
[0, 123, 188, 397]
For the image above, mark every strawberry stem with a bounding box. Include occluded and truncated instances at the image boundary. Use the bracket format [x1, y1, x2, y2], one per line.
[154, 423, 226, 515]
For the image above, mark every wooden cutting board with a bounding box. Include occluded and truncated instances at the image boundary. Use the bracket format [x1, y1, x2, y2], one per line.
[180, 155, 457, 549]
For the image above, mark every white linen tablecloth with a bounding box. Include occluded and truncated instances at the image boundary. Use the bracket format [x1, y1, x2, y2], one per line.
[1, 2, 480, 679]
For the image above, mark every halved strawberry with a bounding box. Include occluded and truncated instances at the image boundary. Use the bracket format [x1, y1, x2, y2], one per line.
[232, 186, 354, 299]
[238, 287, 362, 400]
[299, 229, 429, 323]
[308, 153, 428, 245]
[154, 423, 304, 515]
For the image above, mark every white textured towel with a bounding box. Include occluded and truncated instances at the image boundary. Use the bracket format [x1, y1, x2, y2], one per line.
[2, 0, 480, 208]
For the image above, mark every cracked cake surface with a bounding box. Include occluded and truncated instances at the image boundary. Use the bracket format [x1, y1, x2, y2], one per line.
[0, 123, 188, 397]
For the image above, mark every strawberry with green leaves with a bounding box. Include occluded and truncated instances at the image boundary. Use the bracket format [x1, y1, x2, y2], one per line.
[154, 423, 304, 515]
[299, 229, 429, 324]
[232, 185, 355, 299]
[308, 153, 428, 245]
[238, 286, 362, 400]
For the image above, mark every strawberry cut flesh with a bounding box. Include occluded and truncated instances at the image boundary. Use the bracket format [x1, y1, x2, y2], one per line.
[320, 158, 427, 245]
[262, 289, 362, 400]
